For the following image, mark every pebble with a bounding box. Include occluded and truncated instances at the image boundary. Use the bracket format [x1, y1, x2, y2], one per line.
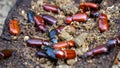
[62, 26, 76, 34]
[66, 58, 77, 65]
[21, 10, 27, 20]
[24, 36, 30, 41]
[58, 31, 74, 41]
[35, 65, 41, 68]
[74, 33, 88, 47]
[12, 36, 18, 40]
[56, 64, 72, 68]
[112, 66, 119, 68]
[75, 46, 89, 57]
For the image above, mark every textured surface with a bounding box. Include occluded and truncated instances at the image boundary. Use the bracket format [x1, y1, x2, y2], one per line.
[0, 0, 16, 35]
[0, 0, 120, 68]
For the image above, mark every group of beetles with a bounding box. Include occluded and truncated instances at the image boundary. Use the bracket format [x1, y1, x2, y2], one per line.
[3, 0, 119, 63]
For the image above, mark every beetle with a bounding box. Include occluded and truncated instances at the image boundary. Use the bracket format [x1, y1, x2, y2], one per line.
[98, 13, 109, 32]
[48, 26, 65, 43]
[36, 47, 76, 59]
[79, 2, 99, 12]
[106, 36, 120, 48]
[55, 25, 65, 33]
[36, 50, 47, 58]
[116, 36, 120, 46]
[27, 10, 35, 23]
[34, 15, 48, 32]
[99, 13, 108, 20]
[27, 38, 51, 47]
[44, 47, 57, 60]
[49, 29, 58, 43]
[9, 19, 20, 35]
[43, 4, 60, 14]
[65, 13, 88, 24]
[53, 40, 75, 49]
[54, 49, 76, 59]
[0, 49, 12, 59]
[36, 47, 57, 62]
[90, 10, 100, 18]
[41, 14, 57, 25]
[98, 19, 109, 32]
[82, 36, 120, 58]
[82, 45, 108, 58]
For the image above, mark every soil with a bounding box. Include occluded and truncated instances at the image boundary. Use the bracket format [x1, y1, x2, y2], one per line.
[0, 0, 120, 68]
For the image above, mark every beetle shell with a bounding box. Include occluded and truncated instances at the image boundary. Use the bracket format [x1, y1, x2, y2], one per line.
[49, 29, 58, 43]
[106, 39, 117, 48]
[82, 50, 93, 58]
[99, 13, 108, 20]
[9, 19, 20, 35]
[79, 2, 99, 11]
[36, 51, 47, 58]
[72, 13, 88, 22]
[27, 10, 35, 23]
[93, 45, 108, 56]
[116, 36, 120, 46]
[0, 49, 12, 59]
[42, 14, 57, 25]
[53, 41, 68, 49]
[27, 38, 43, 47]
[83, 45, 108, 58]
[98, 19, 109, 32]
[56, 26, 65, 33]
[65, 16, 72, 24]
[34, 15, 47, 32]
[38, 25, 48, 32]
[54, 50, 65, 59]
[53, 40, 75, 49]
[55, 49, 76, 59]
[64, 49, 76, 59]
[49, 29, 58, 39]
[42, 40, 51, 46]
[67, 40, 75, 47]
[34, 15, 44, 26]
[27, 38, 50, 47]
[45, 47, 57, 59]
[43, 4, 60, 13]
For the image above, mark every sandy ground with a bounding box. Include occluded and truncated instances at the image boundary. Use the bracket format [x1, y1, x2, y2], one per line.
[0, 0, 119, 68]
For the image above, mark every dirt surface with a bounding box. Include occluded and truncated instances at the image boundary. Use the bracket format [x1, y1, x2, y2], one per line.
[0, 0, 120, 68]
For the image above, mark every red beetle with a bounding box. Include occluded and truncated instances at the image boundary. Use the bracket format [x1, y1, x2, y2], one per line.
[43, 4, 60, 13]
[0, 49, 13, 59]
[82, 45, 108, 58]
[79, 2, 99, 12]
[34, 15, 48, 32]
[98, 19, 109, 32]
[115, 36, 120, 46]
[98, 13, 109, 32]
[55, 25, 65, 33]
[65, 16, 72, 25]
[65, 13, 88, 24]
[99, 13, 108, 20]
[9, 19, 20, 35]
[41, 14, 57, 25]
[54, 49, 76, 59]
[53, 40, 75, 49]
